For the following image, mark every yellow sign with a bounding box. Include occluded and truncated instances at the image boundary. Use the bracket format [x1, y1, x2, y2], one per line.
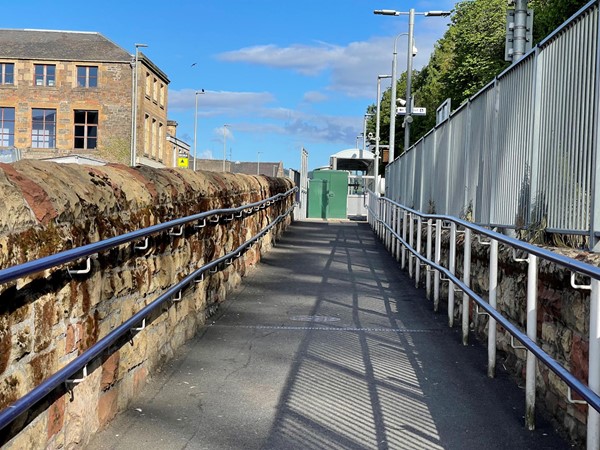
[177, 157, 189, 168]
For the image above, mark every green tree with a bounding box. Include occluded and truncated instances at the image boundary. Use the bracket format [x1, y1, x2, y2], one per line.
[530, 0, 591, 43]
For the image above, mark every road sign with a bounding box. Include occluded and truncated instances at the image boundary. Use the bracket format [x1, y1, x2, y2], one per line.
[177, 157, 189, 168]
[396, 107, 427, 116]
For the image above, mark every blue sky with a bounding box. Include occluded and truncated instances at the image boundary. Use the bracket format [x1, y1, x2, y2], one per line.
[3, 0, 456, 171]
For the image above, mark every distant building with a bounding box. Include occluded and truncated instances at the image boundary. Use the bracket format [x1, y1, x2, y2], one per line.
[0, 29, 182, 167]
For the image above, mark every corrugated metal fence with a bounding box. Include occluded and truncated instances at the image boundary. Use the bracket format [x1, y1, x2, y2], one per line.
[385, 0, 600, 249]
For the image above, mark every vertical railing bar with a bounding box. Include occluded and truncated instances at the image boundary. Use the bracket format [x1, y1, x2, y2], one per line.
[434, 218, 442, 312]
[525, 254, 538, 431]
[488, 238, 498, 378]
[462, 228, 472, 345]
[401, 210, 408, 269]
[588, 278, 600, 449]
[426, 219, 433, 300]
[415, 216, 422, 288]
[409, 213, 414, 278]
[448, 222, 457, 327]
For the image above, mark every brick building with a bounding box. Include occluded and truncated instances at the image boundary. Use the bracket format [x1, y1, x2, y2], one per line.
[0, 29, 180, 167]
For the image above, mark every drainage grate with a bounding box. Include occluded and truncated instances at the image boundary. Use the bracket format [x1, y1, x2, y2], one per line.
[289, 315, 341, 323]
[212, 324, 450, 333]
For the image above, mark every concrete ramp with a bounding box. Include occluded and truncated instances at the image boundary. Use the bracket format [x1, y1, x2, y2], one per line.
[88, 221, 568, 449]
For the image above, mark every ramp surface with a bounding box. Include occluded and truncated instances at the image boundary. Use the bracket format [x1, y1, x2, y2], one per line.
[88, 221, 568, 449]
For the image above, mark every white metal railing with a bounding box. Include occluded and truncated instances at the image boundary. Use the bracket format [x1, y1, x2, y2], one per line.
[367, 190, 600, 449]
[385, 0, 600, 250]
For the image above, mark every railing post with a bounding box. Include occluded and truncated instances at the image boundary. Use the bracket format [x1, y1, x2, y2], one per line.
[448, 222, 457, 327]
[434, 219, 442, 312]
[385, 202, 390, 250]
[426, 219, 433, 299]
[462, 228, 471, 345]
[408, 213, 414, 278]
[525, 254, 538, 431]
[415, 216, 422, 288]
[401, 210, 408, 268]
[588, 278, 600, 449]
[396, 208, 402, 262]
[391, 205, 396, 254]
[488, 238, 498, 378]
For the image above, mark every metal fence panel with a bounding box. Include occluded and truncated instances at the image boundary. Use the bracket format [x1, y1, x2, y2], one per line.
[385, 1, 599, 244]
[536, 6, 598, 233]
[492, 54, 536, 228]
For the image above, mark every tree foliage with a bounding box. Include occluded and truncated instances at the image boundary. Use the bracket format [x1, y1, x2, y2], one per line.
[367, 0, 590, 156]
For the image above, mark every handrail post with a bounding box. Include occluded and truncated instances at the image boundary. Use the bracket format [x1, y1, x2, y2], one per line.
[526, 254, 538, 431]
[426, 219, 433, 299]
[415, 216, 422, 288]
[408, 213, 414, 278]
[462, 228, 471, 345]
[434, 219, 442, 312]
[448, 222, 457, 327]
[488, 238, 498, 378]
[402, 210, 408, 269]
[391, 205, 396, 256]
[588, 278, 600, 449]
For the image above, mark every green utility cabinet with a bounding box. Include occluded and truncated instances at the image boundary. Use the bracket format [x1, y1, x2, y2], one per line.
[307, 170, 348, 219]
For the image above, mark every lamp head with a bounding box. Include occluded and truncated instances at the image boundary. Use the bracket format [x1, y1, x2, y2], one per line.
[374, 9, 399, 16]
[424, 11, 451, 17]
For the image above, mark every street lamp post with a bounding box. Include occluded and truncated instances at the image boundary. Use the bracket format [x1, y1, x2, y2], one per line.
[130, 43, 148, 167]
[362, 113, 374, 154]
[375, 74, 392, 193]
[257, 151, 262, 175]
[374, 9, 451, 154]
[193, 89, 204, 172]
[222, 124, 230, 172]
[390, 33, 407, 163]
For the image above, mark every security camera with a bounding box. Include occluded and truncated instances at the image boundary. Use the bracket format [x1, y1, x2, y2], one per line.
[367, 132, 374, 140]
[397, 98, 406, 106]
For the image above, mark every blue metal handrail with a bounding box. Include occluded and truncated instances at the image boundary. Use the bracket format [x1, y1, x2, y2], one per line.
[0, 189, 297, 433]
[0, 187, 297, 286]
[366, 191, 600, 414]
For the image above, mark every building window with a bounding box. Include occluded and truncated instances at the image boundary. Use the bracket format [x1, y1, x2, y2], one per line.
[0, 63, 14, 85]
[151, 118, 157, 158]
[158, 122, 164, 161]
[34, 64, 56, 87]
[0, 107, 15, 147]
[77, 66, 98, 88]
[145, 72, 151, 97]
[32, 108, 56, 148]
[74, 110, 98, 149]
[153, 78, 158, 103]
[159, 83, 165, 108]
[144, 114, 150, 156]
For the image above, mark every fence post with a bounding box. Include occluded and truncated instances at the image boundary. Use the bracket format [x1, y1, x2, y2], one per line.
[488, 238, 498, 378]
[409, 213, 414, 278]
[434, 219, 442, 312]
[588, 279, 600, 449]
[426, 219, 433, 299]
[462, 228, 471, 345]
[415, 216, 422, 288]
[448, 222, 457, 327]
[401, 210, 408, 269]
[525, 254, 538, 431]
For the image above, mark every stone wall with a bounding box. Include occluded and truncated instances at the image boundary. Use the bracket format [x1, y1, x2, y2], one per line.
[0, 160, 294, 449]
[431, 229, 599, 446]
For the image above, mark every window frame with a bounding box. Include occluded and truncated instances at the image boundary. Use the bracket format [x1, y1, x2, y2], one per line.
[76, 66, 98, 88]
[31, 108, 57, 149]
[34, 64, 56, 87]
[0, 107, 15, 147]
[73, 110, 98, 150]
[0, 63, 14, 85]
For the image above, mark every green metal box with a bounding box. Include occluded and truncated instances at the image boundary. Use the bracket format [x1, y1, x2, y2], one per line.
[307, 170, 348, 219]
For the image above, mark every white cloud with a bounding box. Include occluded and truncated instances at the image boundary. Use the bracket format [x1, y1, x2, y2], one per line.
[168, 89, 275, 115]
[303, 91, 328, 103]
[216, 34, 442, 98]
